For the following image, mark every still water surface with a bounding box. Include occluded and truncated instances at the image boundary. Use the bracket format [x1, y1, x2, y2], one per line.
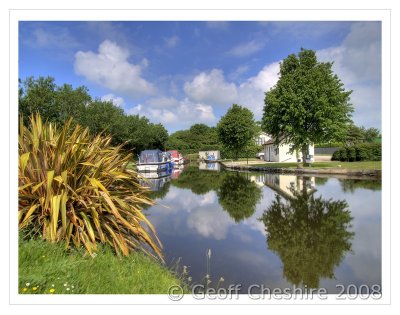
[142, 164, 381, 293]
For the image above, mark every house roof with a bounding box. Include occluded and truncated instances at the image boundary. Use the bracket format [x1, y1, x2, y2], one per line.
[263, 135, 289, 146]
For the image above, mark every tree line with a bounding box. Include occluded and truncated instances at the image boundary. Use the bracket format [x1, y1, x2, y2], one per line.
[19, 76, 168, 155]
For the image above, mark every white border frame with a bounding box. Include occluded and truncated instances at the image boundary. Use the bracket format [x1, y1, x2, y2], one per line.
[9, 9, 391, 306]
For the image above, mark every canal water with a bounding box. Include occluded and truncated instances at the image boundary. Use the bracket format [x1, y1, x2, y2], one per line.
[141, 163, 381, 294]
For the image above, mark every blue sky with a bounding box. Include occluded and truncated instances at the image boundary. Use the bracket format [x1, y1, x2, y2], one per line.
[19, 21, 381, 133]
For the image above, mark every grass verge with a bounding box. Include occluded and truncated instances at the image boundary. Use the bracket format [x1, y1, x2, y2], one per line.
[19, 237, 187, 294]
[251, 161, 381, 170]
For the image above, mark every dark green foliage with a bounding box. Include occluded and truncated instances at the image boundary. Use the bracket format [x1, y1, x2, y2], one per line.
[19, 76, 91, 125]
[260, 186, 354, 287]
[345, 124, 365, 145]
[315, 142, 344, 148]
[262, 48, 353, 165]
[331, 143, 381, 162]
[217, 173, 262, 222]
[339, 148, 348, 161]
[18, 76, 169, 156]
[346, 146, 357, 162]
[166, 124, 222, 155]
[217, 104, 258, 160]
[345, 124, 381, 145]
[331, 149, 341, 161]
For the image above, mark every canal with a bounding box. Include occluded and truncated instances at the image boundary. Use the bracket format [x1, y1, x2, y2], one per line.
[141, 163, 381, 294]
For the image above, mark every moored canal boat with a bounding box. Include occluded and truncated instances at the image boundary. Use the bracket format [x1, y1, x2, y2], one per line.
[137, 149, 172, 172]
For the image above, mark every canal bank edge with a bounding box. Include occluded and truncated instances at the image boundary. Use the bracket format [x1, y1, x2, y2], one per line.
[220, 162, 381, 178]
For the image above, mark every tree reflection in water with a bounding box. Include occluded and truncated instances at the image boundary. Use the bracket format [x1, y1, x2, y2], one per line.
[261, 179, 354, 288]
[217, 173, 262, 222]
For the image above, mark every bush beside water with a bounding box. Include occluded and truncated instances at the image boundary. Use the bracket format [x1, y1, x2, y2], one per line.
[331, 143, 381, 162]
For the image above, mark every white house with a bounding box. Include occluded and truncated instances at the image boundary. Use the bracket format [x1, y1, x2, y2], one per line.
[255, 132, 271, 146]
[263, 139, 314, 163]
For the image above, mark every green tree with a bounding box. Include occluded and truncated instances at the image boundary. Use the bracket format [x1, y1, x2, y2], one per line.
[79, 100, 126, 143]
[166, 124, 221, 155]
[19, 76, 91, 125]
[146, 123, 169, 151]
[19, 76, 58, 123]
[18, 76, 169, 156]
[262, 49, 353, 166]
[345, 124, 365, 145]
[217, 104, 257, 160]
[260, 184, 354, 287]
[55, 83, 91, 123]
[217, 173, 262, 222]
[364, 127, 381, 142]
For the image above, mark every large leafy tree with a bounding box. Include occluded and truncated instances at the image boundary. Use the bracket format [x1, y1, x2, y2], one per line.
[217, 104, 257, 160]
[262, 49, 353, 165]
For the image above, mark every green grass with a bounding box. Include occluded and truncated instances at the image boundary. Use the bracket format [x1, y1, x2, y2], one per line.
[251, 161, 381, 170]
[236, 158, 264, 161]
[19, 238, 187, 294]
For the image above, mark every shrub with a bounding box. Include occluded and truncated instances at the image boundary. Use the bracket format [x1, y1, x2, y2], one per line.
[346, 146, 356, 162]
[339, 148, 348, 161]
[331, 143, 381, 162]
[331, 149, 341, 161]
[370, 143, 382, 161]
[19, 114, 162, 259]
[355, 144, 370, 161]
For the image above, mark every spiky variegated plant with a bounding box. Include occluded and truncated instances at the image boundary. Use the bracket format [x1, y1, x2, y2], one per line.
[18, 114, 162, 259]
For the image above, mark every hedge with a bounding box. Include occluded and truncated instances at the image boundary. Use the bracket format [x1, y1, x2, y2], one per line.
[331, 143, 381, 161]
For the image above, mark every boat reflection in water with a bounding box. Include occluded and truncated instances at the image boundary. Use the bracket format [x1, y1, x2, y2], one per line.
[198, 161, 221, 171]
[171, 164, 186, 179]
[138, 170, 172, 192]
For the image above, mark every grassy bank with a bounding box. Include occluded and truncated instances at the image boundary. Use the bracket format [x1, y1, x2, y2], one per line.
[250, 161, 381, 170]
[19, 238, 186, 294]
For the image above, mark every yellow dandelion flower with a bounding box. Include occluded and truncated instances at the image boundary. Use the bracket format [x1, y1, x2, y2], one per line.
[22, 288, 28, 292]
[49, 288, 55, 293]
[32, 287, 38, 291]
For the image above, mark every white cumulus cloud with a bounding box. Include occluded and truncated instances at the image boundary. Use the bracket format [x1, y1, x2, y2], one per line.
[184, 69, 238, 105]
[127, 97, 217, 130]
[101, 93, 124, 107]
[317, 22, 381, 128]
[236, 61, 280, 119]
[74, 40, 156, 97]
[183, 63, 280, 121]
